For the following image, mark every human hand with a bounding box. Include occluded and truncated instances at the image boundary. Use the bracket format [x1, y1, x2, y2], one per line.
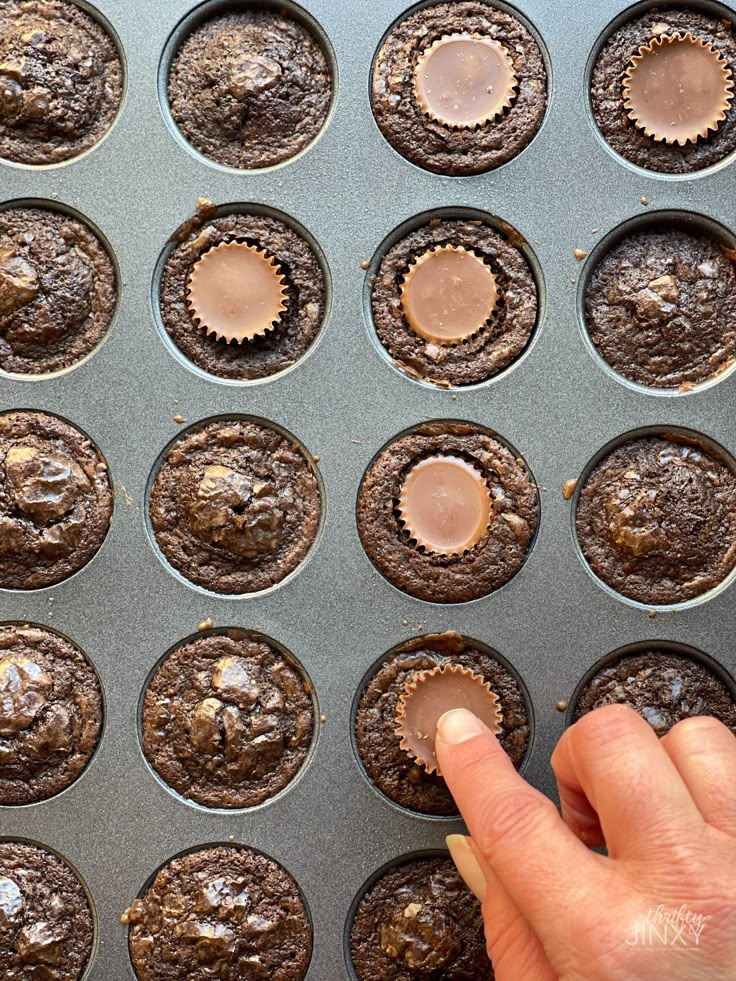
[438, 704, 736, 981]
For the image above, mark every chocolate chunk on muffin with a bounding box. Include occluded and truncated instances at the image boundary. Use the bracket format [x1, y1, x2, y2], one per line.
[585, 226, 736, 389]
[0, 0, 123, 165]
[0, 840, 94, 978]
[573, 649, 736, 735]
[160, 208, 325, 381]
[372, 1, 547, 176]
[0, 411, 113, 590]
[167, 9, 332, 169]
[149, 418, 320, 595]
[0, 206, 117, 375]
[372, 218, 537, 387]
[591, 8, 736, 174]
[0, 623, 102, 804]
[123, 846, 311, 981]
[357, 422, 537, 603]
[355, 632, 529, 816]
[142, 630, 314, 809]
[576, 434, 736, 605]
[350, 855, 490, 980]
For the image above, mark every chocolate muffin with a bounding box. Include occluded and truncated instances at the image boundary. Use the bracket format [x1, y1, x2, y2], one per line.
[350, 855, 490, 980]
[0, 840, 94, 978]
[0, 411, 113, 590]
[372, 1, 547, 176]
[148, 417, 321, 595]
[0, 623, 102, 805]
[0, 0, 123, 165]
[591, 8, 736, 174]
[160, 204, 325, 381]
[123, 846, 312, 981]
[585, 226, 736, 390]
[371, 218, 538, 387]
[357, 422, 538, 603]
[355, 632, 529, 816]
[576, 434, 736, 605]
[167, 9, 332, 169]
[0, 206, 117, 375]
[573, 649, 736, 736]
[142, 630, 314, 809]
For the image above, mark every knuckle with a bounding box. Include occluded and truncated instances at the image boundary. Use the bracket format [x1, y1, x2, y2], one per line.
[476, 787, 558, 859]
[666, 714, 733, 744]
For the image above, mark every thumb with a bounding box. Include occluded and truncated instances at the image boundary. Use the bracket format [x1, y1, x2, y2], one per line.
[436, 708, 603, 939]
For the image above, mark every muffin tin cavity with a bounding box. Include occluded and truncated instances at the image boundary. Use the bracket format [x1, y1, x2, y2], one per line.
[0, 0, 125, 167]
[159, 0, 336, 171]
[124, 844, 312, 981]
[0, 409, 114, 591]
[357, 419, 539, 603]
[0, 837, 97, 979]
[371, 0, 550, 175]
[145, 414, 323, 597]
[345, 851, 490, 980]
[0, 198, 119, 378]
[153, 201, 330, 385]
[572, 426, 736, 609]
[578, 210, 736, 394]
[587, 1, 736, 177]
[365, 207, 544, 389]
[352, 631, 532, 818]
[139, 627, 317, 811]
[567, 641, 736, 736]
[0, 622, 104, 805]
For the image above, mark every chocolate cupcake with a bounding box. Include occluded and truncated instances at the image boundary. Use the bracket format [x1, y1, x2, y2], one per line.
[573, 648, 736, 736]
[591, 8, 736, 174]
[167, 9, 332, 169]
[0, 623, 102, 805]
[0, 0, 123, 165]
[0, 411, 113, 590]
[0, 206, 117, 375]
[123, 846, 312, 981]
[355, 632, 529, 816]
[576, 434, 736, 605]
[349, 855, 490, 980]
[585, 225, 736, 390]
[371, 217, 538, 387]
[141, 630, 314, 809]
[160, 204, 325, 381]
[0, 840, 94, 978]
[148, 417, 320, 595]
[357, 422, 537, 603]
[372, 1, 547, 176]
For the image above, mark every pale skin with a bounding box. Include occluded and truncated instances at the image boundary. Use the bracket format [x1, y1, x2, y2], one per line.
[437, 703, 736, 981]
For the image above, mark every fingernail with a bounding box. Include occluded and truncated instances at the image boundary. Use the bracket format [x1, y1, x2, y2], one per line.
[437, 708, 485, 745]
[446, 835, 486, 902]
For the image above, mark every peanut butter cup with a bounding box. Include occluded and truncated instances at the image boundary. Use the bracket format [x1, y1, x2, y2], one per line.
[0, 623, 102, 805]
[124, 846, 311, 981]
[372, 2, 547, 175]
[591, 8, 736, 173]
[396, 663, 501, 774]
[357, 422, 537, 603]
[414, 32, 516, 129]
[576, 434, 736, 605]
[400, 245, 499, 346]
[623, 33, 733, 146]
[397, 455, 492, 556]
[186, 241, 287, 344]
[372, 217, 537, 387]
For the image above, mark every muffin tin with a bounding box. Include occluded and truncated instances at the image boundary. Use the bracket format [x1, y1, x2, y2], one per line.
[2, 0, 736, 977]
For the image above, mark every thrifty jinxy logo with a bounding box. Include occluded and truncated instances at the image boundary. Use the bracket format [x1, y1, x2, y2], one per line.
[625, 904, 710, 949]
